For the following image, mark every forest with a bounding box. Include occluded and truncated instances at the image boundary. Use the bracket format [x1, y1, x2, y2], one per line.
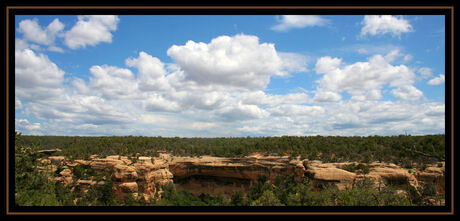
[19, 133, 445, 165]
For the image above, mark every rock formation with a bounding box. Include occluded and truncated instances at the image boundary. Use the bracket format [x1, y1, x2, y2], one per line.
[39, 153, 445, 204]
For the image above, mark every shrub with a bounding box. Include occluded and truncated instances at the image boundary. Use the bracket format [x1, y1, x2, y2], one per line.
[230, 191, 246, 206]
[250, 190, 283, 206]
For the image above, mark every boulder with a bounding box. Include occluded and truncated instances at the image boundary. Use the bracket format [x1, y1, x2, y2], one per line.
[75, 179, 97, 192]
[113, 164, 138, 182]
[74, 159, 91, 166]
[90, 158, 123, 170]
[369, 167, 416, 185]
[119, 182, 138, 193]
[48, 156, 66, 164]
[59, 168, 73, 177]
[146, 169, 173, 186]
[76, 179, 97, 186]
[307, 167, 356, 182]
[38, 148, 62, 154]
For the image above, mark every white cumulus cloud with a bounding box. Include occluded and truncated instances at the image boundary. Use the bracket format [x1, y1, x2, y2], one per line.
[87, 65, 139, 100]
[391, 85, 424, 101]
[17, 18, 65, 46]
[15, 48, 65, 101]
[126, 51, 170, 92]
[361, 15, 413, 37]
[313, 50, 420, 101]
[167, 34, 284, 90]
[64, 15, 120, 49]
[313, 91, 342, 103]
[14, 26, 444, 137]
[428, 74, 445, 85]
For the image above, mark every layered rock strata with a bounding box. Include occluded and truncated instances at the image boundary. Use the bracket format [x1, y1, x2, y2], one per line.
[39, 153, 445, 203]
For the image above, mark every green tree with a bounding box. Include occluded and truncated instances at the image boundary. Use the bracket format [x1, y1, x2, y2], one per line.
[230, 191, 246, 206]
[15, 132, 60, 206]
[250, 190, 283, 206]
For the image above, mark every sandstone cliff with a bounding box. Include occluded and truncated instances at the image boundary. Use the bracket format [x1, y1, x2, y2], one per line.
[38, 153, 445, 203]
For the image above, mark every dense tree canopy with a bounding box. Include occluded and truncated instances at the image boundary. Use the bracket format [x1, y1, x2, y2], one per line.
[20, 134, 445, 165]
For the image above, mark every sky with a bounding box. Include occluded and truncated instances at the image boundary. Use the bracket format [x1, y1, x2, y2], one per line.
[14, 15, 446, 137]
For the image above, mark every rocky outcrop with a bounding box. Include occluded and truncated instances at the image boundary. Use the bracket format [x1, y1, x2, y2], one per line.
[304, 162, 357, 190]
[166, 154, 306, 196]
[89, 156, 131, 171]
[118, 182, 139, 193]
[48, 156, 66, 164]
[414, 166, 445, 194]
[39, 155, 172, 202]
[57, 168, 74, 186]
[43, 153, 445, 202]
[169, 154, 305, 183]
[38, 148, 62, 155]
[113, 164, 138, 182]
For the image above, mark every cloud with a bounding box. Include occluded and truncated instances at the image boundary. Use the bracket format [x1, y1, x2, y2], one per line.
[313, 50, 420, 101]
[418, 67, 433, 79]
[428, 74, 445, 85]
[190, 122, 217, 130]
[361, 15, 413, 37]
[313, 91, 342, 103]
[240, 91, 310, 107]
[336, 43, 401, 56]
[142, 94, 181, 113]
[424, 103, 444, 116]
[125, 51, 170, 92]
[269, 104, 325, 117]
[391, 85, 423, 101]
[14, 28, 444, 137]
[87, 65, 139, 100]
[15, 48, 65, 101]
[15, 119, 42, 135]
[15, 38, 29, 50]
[350, 89, 383, 101]
[166, 34, 284, 90]
[271, 15, 329, 31]
[278, 52, 309, 73]
[17, 18, 65, 45]
[15, 98, 23, 110]
[319, 100, 443, 136]
[217, 102, 269, 121]
[403, 54, 413, 63]
[64, 15, 119, 49]
[177, 91, 228, 110]
[383, 48, 403, 62]
[315, 56, 342, 74]
[17, 15, 120, 51]
[47, 46, 65, 53]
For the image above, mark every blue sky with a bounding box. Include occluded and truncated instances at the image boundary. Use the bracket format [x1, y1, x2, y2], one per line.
[14, 15, 446, 137]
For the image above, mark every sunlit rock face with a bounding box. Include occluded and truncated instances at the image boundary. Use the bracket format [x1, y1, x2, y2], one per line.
[168, 153, 306, 196]
[43, 153, 445, 202]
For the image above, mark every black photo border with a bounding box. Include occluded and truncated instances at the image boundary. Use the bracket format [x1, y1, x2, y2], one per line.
[2, 2, 456, 215]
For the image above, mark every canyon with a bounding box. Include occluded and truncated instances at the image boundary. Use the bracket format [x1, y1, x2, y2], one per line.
[37, 151, 445, 204]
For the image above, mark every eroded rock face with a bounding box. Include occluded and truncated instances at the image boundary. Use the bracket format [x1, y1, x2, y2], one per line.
[166, 154, 308, 196]
[118, 182, 138, 193]
[113, 164, 138, 182]
[41, 155, 172, 202]
[44, 153, 446, 202]
[89, 156, 131, 171]
[169, 154, 306, 183]
[414, 166, 445, 195]
[48, 156, 66, 164]
[305, 166, 357, 190]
